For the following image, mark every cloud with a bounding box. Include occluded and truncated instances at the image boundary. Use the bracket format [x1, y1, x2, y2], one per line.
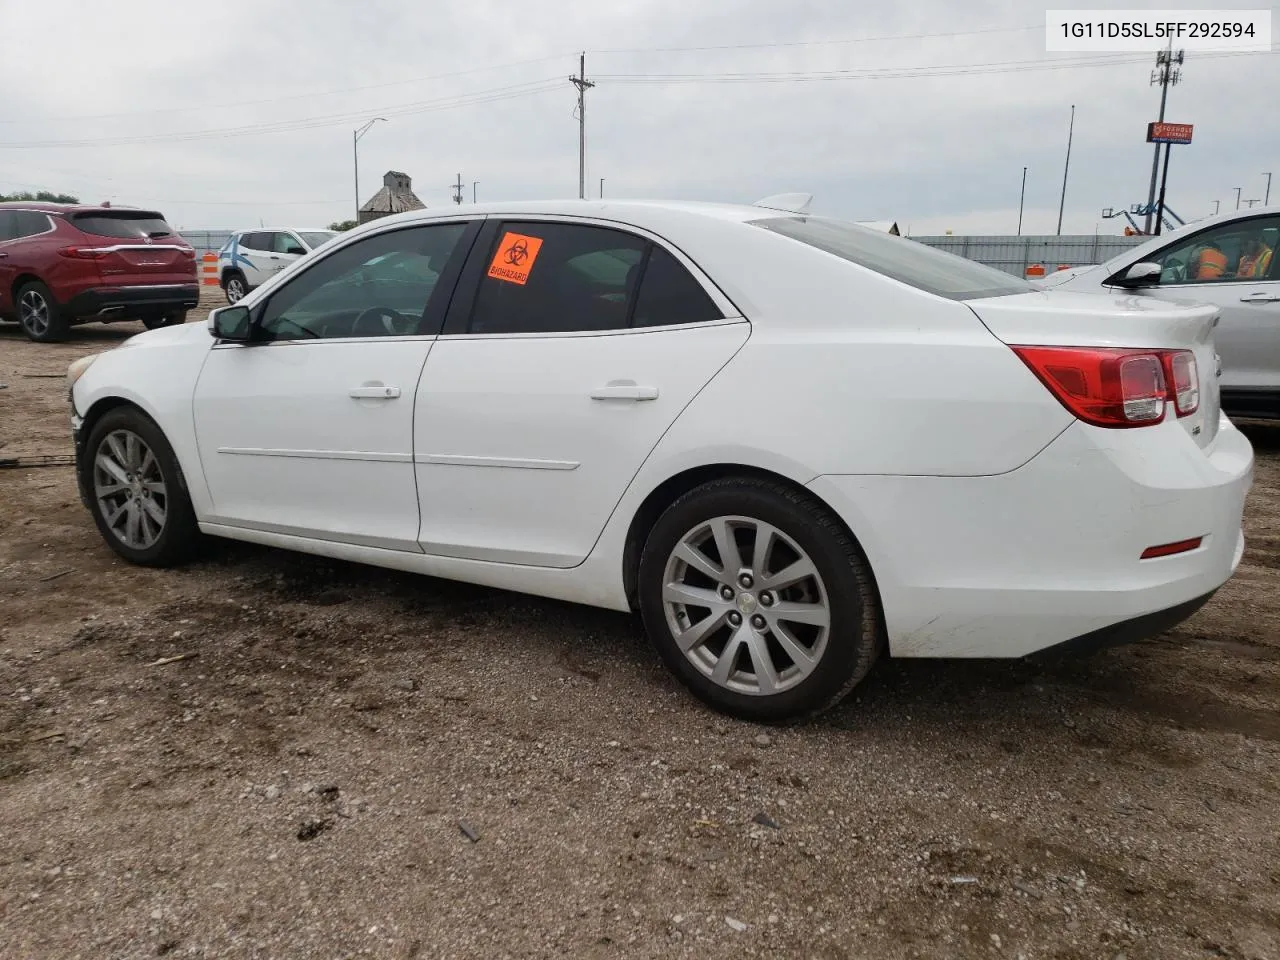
[0, 0, 1274, 234]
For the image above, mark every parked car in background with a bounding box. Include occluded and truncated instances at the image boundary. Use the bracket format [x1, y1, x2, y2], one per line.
[66, 199, 1251, 721]
[0, 203, 197, 342]
[1041, 206, 1280, 419]
[219, 228, 339, 303]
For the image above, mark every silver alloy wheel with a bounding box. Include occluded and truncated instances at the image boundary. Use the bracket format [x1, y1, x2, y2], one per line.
[662, 515, 830, 696]
[19, 289, 51, 338]
[225, 277, 246, 303]
[93, 429, 167, 550]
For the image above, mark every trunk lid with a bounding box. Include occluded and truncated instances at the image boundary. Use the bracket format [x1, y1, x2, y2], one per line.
[967, 290, 1221, 448]
[68, 209, 195, 285]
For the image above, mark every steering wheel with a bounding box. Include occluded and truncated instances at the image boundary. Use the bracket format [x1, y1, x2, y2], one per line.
[352, 306, 411, 337]
[1165, 260, 1186, 283]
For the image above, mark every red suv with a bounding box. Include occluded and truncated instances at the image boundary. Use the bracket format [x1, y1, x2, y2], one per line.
[0, 203, 198, 342]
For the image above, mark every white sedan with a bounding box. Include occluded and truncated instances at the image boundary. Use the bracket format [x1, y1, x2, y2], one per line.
[66, 198, 1254, 721]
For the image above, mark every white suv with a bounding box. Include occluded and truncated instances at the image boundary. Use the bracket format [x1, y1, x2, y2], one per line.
[218, 228, 338, 303]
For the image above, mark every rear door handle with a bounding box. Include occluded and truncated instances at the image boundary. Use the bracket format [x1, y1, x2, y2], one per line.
[590, 381, 659, 402]
[1239, 292, 1280, 303]
[349, 385, 401, 399]
[0, 252, 8, 259]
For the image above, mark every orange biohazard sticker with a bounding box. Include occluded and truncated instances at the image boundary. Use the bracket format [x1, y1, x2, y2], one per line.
[487, 231, 544, 285]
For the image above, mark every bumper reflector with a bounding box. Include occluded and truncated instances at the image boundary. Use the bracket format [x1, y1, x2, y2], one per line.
[1140, 537, 1203, 560]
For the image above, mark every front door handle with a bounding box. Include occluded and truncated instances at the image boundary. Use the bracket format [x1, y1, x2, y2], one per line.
[0, 252, 8, 259]
[349, 385, 401, 399]
[590, 381, 659, 402]
[1240, 291, 1280, 303]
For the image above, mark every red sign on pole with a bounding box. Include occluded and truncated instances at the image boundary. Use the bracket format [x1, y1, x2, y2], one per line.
[1147, 122, 1193, 144]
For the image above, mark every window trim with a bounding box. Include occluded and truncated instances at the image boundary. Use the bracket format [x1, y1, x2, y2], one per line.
[440, 214, 739, 339]
[228, 218, 484, 347]
[1107, 213, 1280, 287]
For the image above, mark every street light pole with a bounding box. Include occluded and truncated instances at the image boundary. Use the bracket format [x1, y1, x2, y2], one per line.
[1264, 172, 1273, 206]
[353, 118, 387, 221]
[472, 181, 479, 203]
[1234, 186, 1242, 210]
[1212, 200, 1220, 216]
[599, 177, 605, 199]
[1017, 165, 1027, 236]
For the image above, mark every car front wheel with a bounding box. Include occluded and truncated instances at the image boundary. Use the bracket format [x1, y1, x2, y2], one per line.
[223, 273, 247, 304]
[82, 407, 201, 566]
[638, 477, 883, 723]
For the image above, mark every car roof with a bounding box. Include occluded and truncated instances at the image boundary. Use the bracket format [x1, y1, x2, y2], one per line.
[0, 201, 165, 215]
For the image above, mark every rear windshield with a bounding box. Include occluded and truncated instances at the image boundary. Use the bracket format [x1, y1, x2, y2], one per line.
[753, 215, 1030, 301]
[72, 211, 174, 240]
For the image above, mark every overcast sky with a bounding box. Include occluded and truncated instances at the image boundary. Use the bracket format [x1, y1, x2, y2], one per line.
[0, 0, 1275, 235]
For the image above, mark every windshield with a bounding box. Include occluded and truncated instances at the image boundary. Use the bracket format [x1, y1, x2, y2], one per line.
[299, 231, 338, 250]
[753, 215, 1031, 301]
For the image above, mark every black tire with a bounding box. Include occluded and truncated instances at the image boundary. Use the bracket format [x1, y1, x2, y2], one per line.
[16, 280, 69, 342]
[222, 272, 248, 304]
[142, 310, 188, 330]
[82, 406, 201, 567]
[638, 477, 883, 723]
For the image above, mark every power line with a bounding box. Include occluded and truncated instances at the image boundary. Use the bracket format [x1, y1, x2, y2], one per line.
[0, 79, 564, 149]
[594, 49, 1273, 85]
[592, 23, 1043, 53]
[0, 54, 575, 125]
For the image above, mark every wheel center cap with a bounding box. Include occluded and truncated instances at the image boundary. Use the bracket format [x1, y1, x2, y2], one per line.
[737, 593, 758, 615]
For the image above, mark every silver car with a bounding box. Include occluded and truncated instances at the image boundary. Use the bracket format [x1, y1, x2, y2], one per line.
[1043, 207, 1280, 419]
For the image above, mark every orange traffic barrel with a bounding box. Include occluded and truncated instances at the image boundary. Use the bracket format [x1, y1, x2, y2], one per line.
[1025, 263, 1046, 277]
[201, 252, 219, 286]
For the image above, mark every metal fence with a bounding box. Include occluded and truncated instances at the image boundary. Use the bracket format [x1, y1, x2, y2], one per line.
[178, 230, 233, 259]
[912, 235, 1147, 277]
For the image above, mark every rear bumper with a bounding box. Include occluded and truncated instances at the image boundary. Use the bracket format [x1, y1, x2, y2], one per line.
[808, 413, 1253, 658]
[63, 284, 199, 320]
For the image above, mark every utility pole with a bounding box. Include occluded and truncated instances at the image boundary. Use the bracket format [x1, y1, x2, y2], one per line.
[1264, 172, 1273, 206]
[1153, 141, 1172, 236]
[1056, 105, 1074, 236]
[472, 181, 479, 203]
[1245, 199, 1261, 208]
[569, 52, 594, 199]
[1143, 41, 1183, 234]
[1017, 166, 1027, 236]
[1234, 186, 1242, 210]
[452, 173, 463, 205]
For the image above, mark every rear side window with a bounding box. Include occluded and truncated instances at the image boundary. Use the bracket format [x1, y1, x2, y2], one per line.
[3, 211, 54, 240]
[633, 246, 723, 327]
[238, 232, 267, 250]
[754, 215, 1030, 301]
[72, 211, 174, 240]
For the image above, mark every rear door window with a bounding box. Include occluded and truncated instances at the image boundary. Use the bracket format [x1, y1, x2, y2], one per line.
[754, 215, 1030, 301]
[72, 211, 175, 240]
[239, 232, 269, 251]
[466, 222, 648, 334]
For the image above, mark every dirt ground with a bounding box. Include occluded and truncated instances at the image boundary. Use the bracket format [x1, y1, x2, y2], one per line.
[2, 293, 1280, 960]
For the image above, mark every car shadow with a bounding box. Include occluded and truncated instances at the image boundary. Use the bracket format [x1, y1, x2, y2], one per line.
[1235, 418, 1280, 453]
[0, 319, 144, 344]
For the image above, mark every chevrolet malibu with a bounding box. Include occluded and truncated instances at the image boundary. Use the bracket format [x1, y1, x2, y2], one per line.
[66, 199, 1253, 721]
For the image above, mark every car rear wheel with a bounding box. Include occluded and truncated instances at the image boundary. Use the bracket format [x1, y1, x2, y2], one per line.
[638, 477, 883, 723]
[83, 407, 201, 567]
[142, 310, 188, 330]
[17, 280, 69, 342]
[223, 273, 247, 304]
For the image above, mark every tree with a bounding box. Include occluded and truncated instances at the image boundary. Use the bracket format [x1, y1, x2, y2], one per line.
[328, 219, 358, 232]
[0, 190, 80, 204]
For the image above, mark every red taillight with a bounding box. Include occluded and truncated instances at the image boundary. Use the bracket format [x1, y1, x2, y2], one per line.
[57, 245, 110, 260]
[1140, 537, 1203, 559]
[1011, 346, 1200, 428]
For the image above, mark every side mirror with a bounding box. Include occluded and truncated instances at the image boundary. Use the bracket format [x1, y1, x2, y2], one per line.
[1109, 261, 1162, 288]
[286, 246, 306, 256]
[208, 305, 252, 341]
